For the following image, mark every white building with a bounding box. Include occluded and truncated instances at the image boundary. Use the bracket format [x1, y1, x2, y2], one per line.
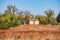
[29, 19, 39, 25]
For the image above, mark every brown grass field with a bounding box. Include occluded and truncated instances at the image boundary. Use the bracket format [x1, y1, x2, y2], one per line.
[0, 25, 60, 40]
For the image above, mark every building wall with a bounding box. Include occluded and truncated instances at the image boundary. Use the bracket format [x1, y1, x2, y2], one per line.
[29, 20, 34, 24]
[29, 20, 39, 25]
[35, 20, 39, 25]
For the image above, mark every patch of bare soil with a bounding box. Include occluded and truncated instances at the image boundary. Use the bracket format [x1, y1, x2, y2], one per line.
[0, 25, 60, 40]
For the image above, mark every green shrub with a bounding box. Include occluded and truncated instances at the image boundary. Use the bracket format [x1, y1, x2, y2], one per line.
[37, 16, 48, 25]
[2, 23, 10, 29]
[9, 20, 19, 27]
[0, 14, 19, 29]
[50, 21, 58, 25]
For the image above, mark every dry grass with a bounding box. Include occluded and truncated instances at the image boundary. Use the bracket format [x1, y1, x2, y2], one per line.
[0, 25, 60, 40]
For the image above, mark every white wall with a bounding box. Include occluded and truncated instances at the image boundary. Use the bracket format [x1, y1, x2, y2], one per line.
[29, 20, 34, 24]
[35, 20, 39, 25]
[29, 20, 39, 25]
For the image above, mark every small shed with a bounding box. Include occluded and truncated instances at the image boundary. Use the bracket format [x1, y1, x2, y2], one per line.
[29, 19, 39, 25]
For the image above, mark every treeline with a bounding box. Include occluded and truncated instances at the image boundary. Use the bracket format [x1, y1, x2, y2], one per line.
[0, 5, 60, 29]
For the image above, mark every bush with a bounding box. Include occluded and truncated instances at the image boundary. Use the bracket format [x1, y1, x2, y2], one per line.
[50, 21, 58, 25]
[49, 17, 58, 25]
[38, 16, 48, 25]
[0, 14, 19, 29]
[2, 23, 10, 29]
[0, 22, 10, 29]
[9, 20, 19, 27]
[0, 24, 3, 29]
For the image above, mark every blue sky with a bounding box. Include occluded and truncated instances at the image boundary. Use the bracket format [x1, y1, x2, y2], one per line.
[0, 0, 60, 16]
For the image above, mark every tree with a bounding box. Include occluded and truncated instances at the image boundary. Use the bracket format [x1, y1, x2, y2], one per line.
[24, 11, 32, 24]
[24, 11, 31, 19]
[45, 9, 54, 18]
[0, 5, 19, 29]
[4, 5, 18, 15]
[57, 12, 60, 22]
[45, 9, 54, 23]
[36, 15, 48, 24]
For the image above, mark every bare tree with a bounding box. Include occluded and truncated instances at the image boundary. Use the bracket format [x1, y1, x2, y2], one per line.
[45, 9, 54, 18]
[4, 5, 18, 15]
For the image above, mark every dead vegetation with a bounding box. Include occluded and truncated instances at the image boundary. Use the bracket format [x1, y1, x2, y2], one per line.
[0, 25, 60, 40]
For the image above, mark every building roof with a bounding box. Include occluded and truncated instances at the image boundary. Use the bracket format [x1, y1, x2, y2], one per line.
[29, 19, 39, 21]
